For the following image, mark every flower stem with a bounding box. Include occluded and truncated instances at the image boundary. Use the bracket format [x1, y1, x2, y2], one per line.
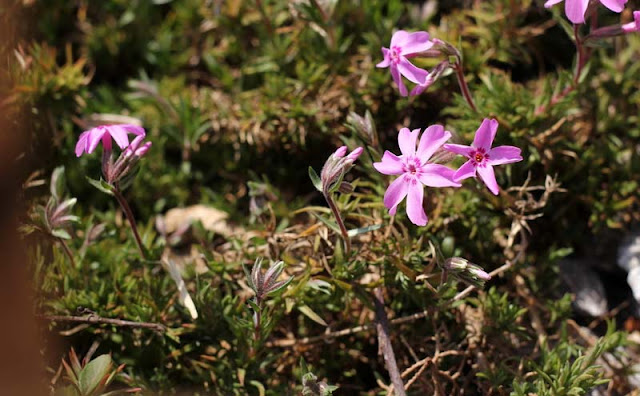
[573, 24, 586, 85]
[249, 298, 262, 358]
[373, 287, 406, 396]
[454, 61, 478, 112]
[323, 192, 351, 255]
[57, 238, 76, 267]
[113, 188, 147, 259]
[534, 24, 588, 115]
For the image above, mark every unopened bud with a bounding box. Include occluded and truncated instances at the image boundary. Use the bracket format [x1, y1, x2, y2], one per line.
[320, 146, 363, 194]
[134, 142, 152, 157]
[333, 146, 347, 159]
[443, 257, 491, 288]
[622, 11, 640, 33]
[345, 146, 363, 164]
[431, 38, 460, 58]
[586, 11, 640, 40]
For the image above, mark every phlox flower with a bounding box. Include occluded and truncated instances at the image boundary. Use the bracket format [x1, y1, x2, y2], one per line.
[373, 126, 461, 226]
[545, 0, 628, 24]
[376, 30, 433, 97]
[75, 124, 146, 157]
[444, 119, 522, 196]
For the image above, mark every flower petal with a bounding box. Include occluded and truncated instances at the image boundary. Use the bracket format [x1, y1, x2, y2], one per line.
[418, 164, 461, 187]
[399, 31, 433, 55]
[121, 124, 146, 136]
[472, 118, 499, 151]
[390, 30, 409, 47]
[383, 175, 409, 215]
[373, 151, 405, 175]
[565, 0, 589, 24]
[443, 143, 474, 158]
[398, 128, 420, 157]
[406, 177, 427, 226]
[107, 125, 131, 149]
[376, 48, 391, 68]
[390, 65, 408, 96]
[453, 160, 477, 181]
[417, 125, 451, 162]
[86, 128, 107, 154]
[599, 0, 627, 13]
[488, 145, 522, 166]
[544, 0, 564, 7]
[477, 165, 499, 195]
[75, 131, 89, 157]
[397, 57, 429, 84]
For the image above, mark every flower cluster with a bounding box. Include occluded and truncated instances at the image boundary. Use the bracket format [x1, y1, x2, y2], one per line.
[374, 119, 521, 226]
[76, 124, 152, 187]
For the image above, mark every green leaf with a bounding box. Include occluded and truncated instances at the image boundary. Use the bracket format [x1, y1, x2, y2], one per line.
[249, 380, 266, 396]
[347, 223, 382, 237]
[308, 166, 323, 192]
[50, 166, 65, 202]
[51, 229, 72, 240]
[86, 177, 114, 196]
[78, 354, 112, 396]
[310, 212, 341, 235]
[298, 305, 328, 326]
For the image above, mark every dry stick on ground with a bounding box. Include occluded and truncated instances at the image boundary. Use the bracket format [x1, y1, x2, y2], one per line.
[374, 287, 406, 396]
[40, 314, 166, 332]
[267, 244, 526, 348]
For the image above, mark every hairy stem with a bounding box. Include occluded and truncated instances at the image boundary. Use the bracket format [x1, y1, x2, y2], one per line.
[454, 61, 478, 113]
[373, 287, 406, 396]
[323, 192, 351, 255]
[535, 24, 588, 115]
[57, 238, 76, 267]
[113, 188, 147, 259]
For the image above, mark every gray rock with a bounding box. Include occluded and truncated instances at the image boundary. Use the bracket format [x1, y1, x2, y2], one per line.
[559, 259, 608, 317]
[617, 231, 640, 309]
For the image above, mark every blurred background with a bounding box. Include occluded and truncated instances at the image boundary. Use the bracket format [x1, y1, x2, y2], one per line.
[3, 0, 640, 394]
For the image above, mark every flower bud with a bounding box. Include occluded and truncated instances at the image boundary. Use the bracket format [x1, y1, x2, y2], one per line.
[333, 146, 347, 158]
[320, 146, 363, 194]
[443, 257, 491, 288]
[345, 146, 363, 164]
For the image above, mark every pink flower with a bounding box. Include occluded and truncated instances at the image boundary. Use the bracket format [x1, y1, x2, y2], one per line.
[376, 30, 433, 97]
[444, 119, 522, 196]
[75, 124, 146, 157]
[545, 0, 628, 24]
[124, 134, 152, 158]
[622, 11, 640, 33]
[373, 126, 461, 226]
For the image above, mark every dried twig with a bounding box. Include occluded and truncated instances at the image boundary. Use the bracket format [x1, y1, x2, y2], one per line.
[374, 287, 406, 396]
[40, 314, 166, 332]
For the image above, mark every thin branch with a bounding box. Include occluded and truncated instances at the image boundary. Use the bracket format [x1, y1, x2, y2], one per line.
[374, 287, 406, 396]
[267, 236, 528, 348]
[40, 314, 166, 332]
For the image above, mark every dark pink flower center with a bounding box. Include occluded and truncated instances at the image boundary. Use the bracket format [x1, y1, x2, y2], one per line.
[471, 148, 489, 166]
[389, 46, 401, 64]
[403, 157, 422, 174]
